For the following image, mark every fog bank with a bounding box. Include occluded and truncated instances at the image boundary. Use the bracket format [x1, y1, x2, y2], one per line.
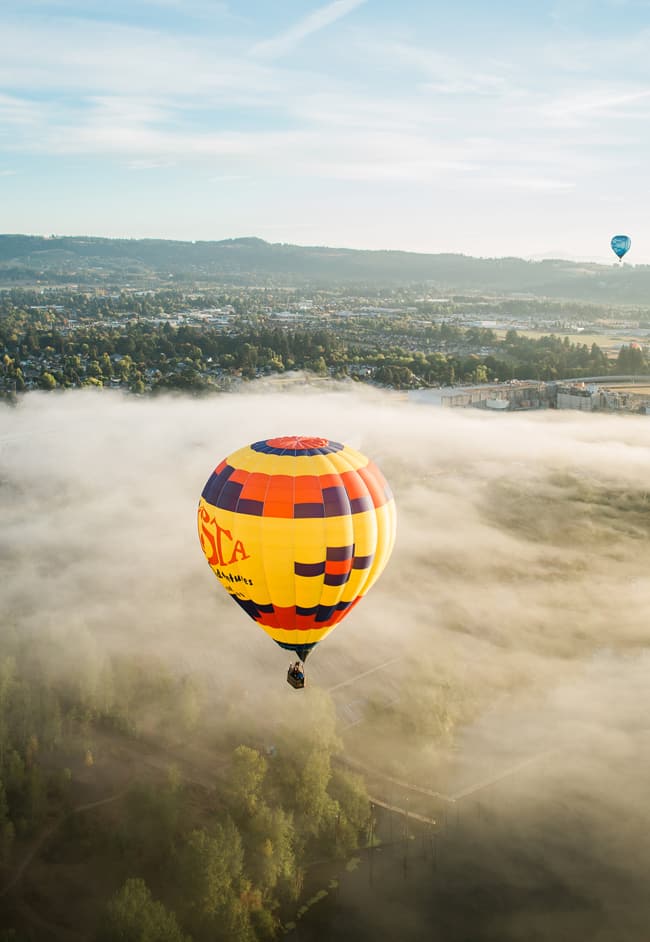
[2, 384, 650, 940]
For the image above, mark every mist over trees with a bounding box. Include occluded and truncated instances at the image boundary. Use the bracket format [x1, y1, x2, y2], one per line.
[0, 623, 371, 940]
[2, 389, 650, 940]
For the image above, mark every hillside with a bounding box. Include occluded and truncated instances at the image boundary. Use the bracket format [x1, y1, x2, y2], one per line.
[1, 234, 649, 302]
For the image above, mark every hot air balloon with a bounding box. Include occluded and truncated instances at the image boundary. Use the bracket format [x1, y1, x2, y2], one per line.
[611, 234, 631, 262]
[198, 436, 396, 687]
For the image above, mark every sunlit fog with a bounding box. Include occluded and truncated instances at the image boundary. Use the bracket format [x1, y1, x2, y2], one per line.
[2, 383, 649, 939]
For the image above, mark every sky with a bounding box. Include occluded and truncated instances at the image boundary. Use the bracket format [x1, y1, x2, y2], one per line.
[2, 0, 650, 261]
[3, 384, 650, 937]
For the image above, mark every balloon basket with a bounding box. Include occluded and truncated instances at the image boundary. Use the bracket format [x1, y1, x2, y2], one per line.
[287, 670, 305, 689]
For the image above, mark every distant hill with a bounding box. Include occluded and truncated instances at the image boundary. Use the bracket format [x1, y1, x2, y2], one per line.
[1, 233, 649, 302]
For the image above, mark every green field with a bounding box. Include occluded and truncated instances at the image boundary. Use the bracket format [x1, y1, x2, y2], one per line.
[494, 328, 643, 355]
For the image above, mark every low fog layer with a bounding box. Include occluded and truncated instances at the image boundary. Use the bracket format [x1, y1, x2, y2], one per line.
[2, 384, 648, 680]
[2, 383, 650, 939]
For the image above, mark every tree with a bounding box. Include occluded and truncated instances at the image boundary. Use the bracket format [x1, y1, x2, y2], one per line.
[24, 765, 47, 831]
[225, 746, 267, 818]
[96, 878, 189, 942]
[5, 751, 25, 805]
[100, 352, 113, 377]
[176, 821, 243, 919]
[328, 768, 370, 856]
[616, 343, 646, 374]
[0, 780, 14, 863]
[38, 370, 57, 389]
[175, 677, 203, 736]
[588, 342, 609, 374]
[0, 656, 16, 766]
[122, 774, 183, 866]
[292, 747, 337, 836]
[473, 363, 488, 384]
[245, 804, 296, 894]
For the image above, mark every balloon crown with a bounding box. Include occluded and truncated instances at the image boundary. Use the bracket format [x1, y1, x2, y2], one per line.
[266, 436, 329, 450]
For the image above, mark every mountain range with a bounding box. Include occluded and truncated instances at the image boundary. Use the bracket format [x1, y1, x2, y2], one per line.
[1, 234, 648, 303]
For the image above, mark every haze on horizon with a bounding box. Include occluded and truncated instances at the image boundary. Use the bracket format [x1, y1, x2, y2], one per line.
[1, 0, 649, 264]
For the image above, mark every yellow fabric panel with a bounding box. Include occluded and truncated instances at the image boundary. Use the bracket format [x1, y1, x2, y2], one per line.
[251, 516, 295, 608]
[343, 565, 370, 602]
[199, 497, 397, 612]
[294, 575, 325, 609]
[262, 624, 337, 646]
[347, 509, 376, 558]
[364, 500, 397, 590]
[198, 498, 270, 604]
[347, 506, 379, 600]
[321, 510, 355, 605]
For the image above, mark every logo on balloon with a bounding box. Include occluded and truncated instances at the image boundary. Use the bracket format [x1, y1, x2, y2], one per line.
[198, 506, 250, 568]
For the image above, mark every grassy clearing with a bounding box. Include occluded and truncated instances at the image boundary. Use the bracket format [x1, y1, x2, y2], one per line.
[493, 329, 637, 354]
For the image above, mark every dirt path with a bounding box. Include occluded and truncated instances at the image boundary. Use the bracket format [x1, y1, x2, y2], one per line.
[0, 786, 131, 899]
[0, 728, 230, 915]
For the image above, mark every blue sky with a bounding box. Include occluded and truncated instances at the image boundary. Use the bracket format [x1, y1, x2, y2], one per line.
[1, 0, 650, 261]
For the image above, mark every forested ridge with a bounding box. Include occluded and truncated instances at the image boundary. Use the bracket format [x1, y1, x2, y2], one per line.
[2, 234, 650, 302]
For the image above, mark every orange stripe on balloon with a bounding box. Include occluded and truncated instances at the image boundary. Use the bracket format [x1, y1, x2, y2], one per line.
[325, 559, 353, 575]
[293, 476, 323, 503]
[262, 475, 294, 518]
[229, 468, 250, 485]
[339, 469, 370, 500]
[239, 472, 269, 501]
[259, 600, 363, 632]
[317, 473, 343, 490]
[357, 463, 387, 508]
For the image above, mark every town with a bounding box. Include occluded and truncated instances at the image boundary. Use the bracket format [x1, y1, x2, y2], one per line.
[2, 285, 649, 414]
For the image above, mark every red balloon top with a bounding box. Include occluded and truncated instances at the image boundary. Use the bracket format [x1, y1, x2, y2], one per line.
[266, 436, 329, 450]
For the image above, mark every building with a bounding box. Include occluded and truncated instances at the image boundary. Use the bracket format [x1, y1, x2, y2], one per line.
[556, 383, 598, 411]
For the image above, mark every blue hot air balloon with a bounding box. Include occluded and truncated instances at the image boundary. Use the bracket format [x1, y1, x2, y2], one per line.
[611, 235, 631, 261]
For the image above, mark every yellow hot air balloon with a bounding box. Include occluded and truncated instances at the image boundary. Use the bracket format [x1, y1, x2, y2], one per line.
[198, 436, 396, 686]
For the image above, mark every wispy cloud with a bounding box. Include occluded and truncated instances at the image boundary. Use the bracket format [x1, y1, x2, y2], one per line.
[2, 0, 650, 257]
[541, 86, 650, 126]
[543, 28, 650, 72]
[497, 177, 576, 192]
[251, 0, 366, 59]
[7, 0, 229, 16]
[304, 156, 478, 183]
[126, 158, 175, 170]
[208, 173, 247, 182]
[0, 92, 42, 124]
[0, 20, 277, 100]
[356, 39, 513, 97]
[47, 118, 318, 160]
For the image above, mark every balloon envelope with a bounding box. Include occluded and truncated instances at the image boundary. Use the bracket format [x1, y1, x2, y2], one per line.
[611, 234, 631, 259]
[198, 436, 397, 662]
